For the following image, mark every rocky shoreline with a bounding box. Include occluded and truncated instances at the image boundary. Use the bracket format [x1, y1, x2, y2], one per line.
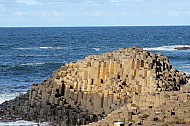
[0, 47, 190, 126]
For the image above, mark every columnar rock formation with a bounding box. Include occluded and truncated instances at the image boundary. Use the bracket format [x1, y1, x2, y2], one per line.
[0, 47, 189, 126]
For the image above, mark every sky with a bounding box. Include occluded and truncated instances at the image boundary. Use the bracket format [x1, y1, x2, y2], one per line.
[0, 0, 190, 27]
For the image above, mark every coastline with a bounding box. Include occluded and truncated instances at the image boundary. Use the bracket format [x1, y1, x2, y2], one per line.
[1, 47, 190, 125]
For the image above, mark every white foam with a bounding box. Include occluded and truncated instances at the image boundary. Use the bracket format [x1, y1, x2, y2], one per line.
[144, 45, 190, 51]
[93, 48, 100, 51]
[0, 92, 26, 104]
[39, 47, 53, 49]
[0, 120, 48, 126]
[20, 62, 45, 66]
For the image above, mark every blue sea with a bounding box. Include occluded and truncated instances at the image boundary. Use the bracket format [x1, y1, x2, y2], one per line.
[0, 26, 190, 125]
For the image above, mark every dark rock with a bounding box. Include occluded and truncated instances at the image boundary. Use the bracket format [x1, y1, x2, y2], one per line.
[174, 47, 190, 50]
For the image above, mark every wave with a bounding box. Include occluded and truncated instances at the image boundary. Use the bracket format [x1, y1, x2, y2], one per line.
[20, 62, 45, 66]
[39, 47, 53, 49]
[93, 48, 100, 51]
[19, 62, 62, 67]
[0, 65, 11, 70]
[0, 120, 48, 126]
[14, 47, 65, 50]
[0, 92, 26, 104]
[144, 45, 190, 51]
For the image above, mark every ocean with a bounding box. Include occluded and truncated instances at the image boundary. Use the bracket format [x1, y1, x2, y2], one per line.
[0, 26, 190, 125]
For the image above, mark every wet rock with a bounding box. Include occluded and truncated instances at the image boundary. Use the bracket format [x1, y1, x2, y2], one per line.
[174, 47, 190, 50]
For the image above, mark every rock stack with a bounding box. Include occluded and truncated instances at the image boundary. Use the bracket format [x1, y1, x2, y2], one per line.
[0, 47, 189, 126]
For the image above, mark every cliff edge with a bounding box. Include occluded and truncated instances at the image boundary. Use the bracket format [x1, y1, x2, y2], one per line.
[0, 47, 189, 126]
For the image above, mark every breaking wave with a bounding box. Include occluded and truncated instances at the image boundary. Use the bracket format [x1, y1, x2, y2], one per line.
[20, 62, 45, 66]
[0, 120, 48, 126]
[93, 48, 100, 51]
[144, 45, 190, 51]
[0, 92, 26, 104]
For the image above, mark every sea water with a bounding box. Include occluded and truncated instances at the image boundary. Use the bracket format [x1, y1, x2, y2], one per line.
[0, 26, 190, 125]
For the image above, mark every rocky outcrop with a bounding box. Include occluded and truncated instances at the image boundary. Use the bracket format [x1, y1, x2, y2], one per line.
[174, 47, 190, 50]
[0, 47, 189, 125]
[87, 91, 190, 126]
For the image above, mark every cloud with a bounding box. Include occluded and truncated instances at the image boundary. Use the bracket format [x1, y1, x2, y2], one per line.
[40, 11, 48, 16]
[110, 0, 145, 3]
[42, 0, 84, 4]
[14, 11, 28, 16]
[0, 4, 4, 10]
[169, 10, 190, 16]
[39, 11, 64, 17]
[52, 11, 64, 16]
[14, 11, 23, 16]
[15, 0, 42, 5]
[88, 11, 105, 16]
[0, 4, 6, 13]
[41, 0, 109, 5]
[109, 0, 184, 5]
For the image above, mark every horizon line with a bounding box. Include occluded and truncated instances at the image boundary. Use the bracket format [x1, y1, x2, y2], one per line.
[0, 24, 190, 28]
